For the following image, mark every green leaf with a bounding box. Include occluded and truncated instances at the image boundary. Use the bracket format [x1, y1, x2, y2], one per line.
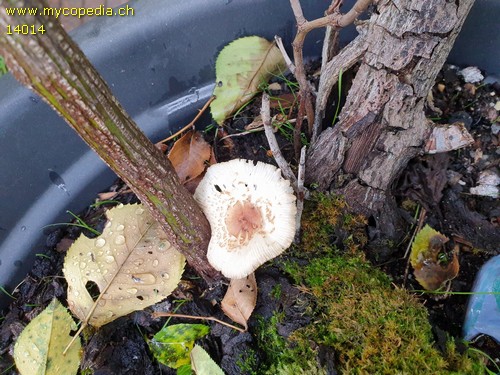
[211, 36, 286, 124]
[148, 324, 210, 369]
[177, 364, 193, 375]
[14, 299, 81, 375]
[190, 345, 224, 375]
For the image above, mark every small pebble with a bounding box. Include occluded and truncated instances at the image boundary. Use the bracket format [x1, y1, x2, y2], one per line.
[459, 66, 484, 83]
[491, 123, 500, 135]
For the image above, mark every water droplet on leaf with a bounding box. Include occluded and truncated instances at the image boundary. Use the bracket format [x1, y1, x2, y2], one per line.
[95, 238, 106, 247]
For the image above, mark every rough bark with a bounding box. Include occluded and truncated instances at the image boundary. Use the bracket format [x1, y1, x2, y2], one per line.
[307, 0, 475, 241]
[0, 0, 220, 283]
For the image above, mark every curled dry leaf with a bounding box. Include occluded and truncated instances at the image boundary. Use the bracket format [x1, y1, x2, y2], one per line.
[221, 273, 257, 330]
[168, 130, 215, 193]
[14, 299, 81, 375]
[210, 36, 286, 124]
[63, 203, 185, 327]
[410, 225, 459, 291]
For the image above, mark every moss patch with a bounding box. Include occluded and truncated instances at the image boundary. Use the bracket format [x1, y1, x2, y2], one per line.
[252, 193, 486, 374]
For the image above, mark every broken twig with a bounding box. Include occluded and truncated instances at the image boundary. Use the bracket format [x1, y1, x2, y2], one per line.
[151, 312, 246, 333]
[275, 35, 295, 74]
[261, 93, 298, 190]
[158, 96, 215, 144]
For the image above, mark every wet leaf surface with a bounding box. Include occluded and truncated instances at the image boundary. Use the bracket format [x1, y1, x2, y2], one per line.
[63, 203, 185, 327]
[14, 299, 81, 375]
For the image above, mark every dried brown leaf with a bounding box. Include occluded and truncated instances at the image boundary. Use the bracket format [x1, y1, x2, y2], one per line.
[221, 273, 257, 330]
[63, 204, 185, 327]
[168, 130, 212, 185]
[269, 93, 296, 110]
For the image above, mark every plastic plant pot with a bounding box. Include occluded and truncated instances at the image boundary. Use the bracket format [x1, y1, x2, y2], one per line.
[0, 0, 498, 310]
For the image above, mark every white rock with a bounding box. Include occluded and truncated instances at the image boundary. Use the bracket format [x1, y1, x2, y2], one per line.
[459, 66, 484, 83]
[470, 169, 500, 198]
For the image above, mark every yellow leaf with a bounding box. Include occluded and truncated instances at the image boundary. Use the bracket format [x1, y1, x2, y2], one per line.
[410, 225, 459, 290]
[14, 299, 81, 375]
[221, 273, 257, 330]
[211, 36, 286, 124]
[63, 203, 185, 327]
[190, 345, 224, 375]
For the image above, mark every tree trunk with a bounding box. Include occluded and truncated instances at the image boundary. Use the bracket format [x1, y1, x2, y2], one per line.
[0, 0, 220, 283]
[307, 0, 475, 243]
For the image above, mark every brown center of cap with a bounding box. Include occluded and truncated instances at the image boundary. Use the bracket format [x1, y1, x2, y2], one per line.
[226, 200, 263, 240]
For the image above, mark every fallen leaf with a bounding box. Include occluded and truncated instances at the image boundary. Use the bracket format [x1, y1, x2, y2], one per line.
[182, 142, 217, 194]
[410, 225, 459, 291]
[211, 36, 286, 124]
[244, 115, 264, 131]
[14, 299, 81, 375]
[168, 130, 213, 186]
[269, 92, 296, 110]
[221, 273, 257, 330]
[191, 344, 224, 375]
[148, 323, 210, 369]
[63, 203, 185, 327]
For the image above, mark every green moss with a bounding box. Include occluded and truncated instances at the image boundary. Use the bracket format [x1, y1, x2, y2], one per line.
[270, 284, 282, 300]
[254, 193, 487, 374]
[299, 192, 367, 255]
[253, 312, 322, 374]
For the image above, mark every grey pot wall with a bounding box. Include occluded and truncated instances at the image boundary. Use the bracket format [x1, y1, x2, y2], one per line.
[0, 0, 498, 310]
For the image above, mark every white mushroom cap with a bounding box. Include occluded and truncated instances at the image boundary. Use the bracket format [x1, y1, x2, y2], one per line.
[194, 159, 296, 279]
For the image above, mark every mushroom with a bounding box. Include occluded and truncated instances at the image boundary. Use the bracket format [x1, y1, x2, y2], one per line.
[194, 159, 296, 279]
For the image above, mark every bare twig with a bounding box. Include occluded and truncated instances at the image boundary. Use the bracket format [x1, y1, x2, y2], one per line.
[337, 0, 372, 28]
[321, 0, 343, 74]
[294, 146, 307, 243]
[261, 93, 298, 190]
[158, 96, 215, 144]
[403, 208, 427, 286]
[151, 312, 246, 333]
[288, 0, 371, 138]
[274, 35, 295, 74]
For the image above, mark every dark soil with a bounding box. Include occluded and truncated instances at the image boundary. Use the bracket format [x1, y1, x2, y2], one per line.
[0, 63, 499, 374]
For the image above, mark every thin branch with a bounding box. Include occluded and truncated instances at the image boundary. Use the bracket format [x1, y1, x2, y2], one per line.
[337, 0, 372, 28]
[275, 35, 295, 74]
[261, 93, 298, 190]
[288, 0, 371, 138]
[294, 146, 307, 243]
[403, 208, 427, 286]
[158, 96, 215, 143]
[151, 312, 246, 333]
